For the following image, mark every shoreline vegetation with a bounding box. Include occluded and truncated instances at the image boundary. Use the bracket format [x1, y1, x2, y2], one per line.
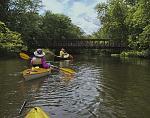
[0, 0, 149, 59]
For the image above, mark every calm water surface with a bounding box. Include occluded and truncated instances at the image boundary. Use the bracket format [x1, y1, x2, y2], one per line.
[0, 55, 150, 118]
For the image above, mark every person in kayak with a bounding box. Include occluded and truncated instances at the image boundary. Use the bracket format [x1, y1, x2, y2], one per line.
[60, 48, 71, 58]
[31, 49, 51, 69]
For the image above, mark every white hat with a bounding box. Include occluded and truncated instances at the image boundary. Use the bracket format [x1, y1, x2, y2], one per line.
[34, 49, 45, 57]
[61, 48, 65, 51]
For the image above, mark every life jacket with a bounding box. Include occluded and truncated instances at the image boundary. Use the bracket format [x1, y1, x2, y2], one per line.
[60, 50, 65, 58]
[31, 57, 43, 67]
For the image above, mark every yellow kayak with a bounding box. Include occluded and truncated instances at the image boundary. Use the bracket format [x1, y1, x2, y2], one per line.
[25, 107, 50, 118]
[23, 67, 51, 81]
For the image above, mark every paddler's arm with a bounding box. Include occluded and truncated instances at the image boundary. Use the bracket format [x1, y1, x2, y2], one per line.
[41, 57, 51, 69]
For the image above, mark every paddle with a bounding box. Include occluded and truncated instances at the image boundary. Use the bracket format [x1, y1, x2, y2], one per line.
[19, 52, 31, 60]
[19, 100, 27, 114]
[19, 52, 75, 74]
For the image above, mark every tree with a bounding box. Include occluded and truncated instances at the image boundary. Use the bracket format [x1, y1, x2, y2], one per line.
[126, 0, 150, 50]
[39, 11, 84, 47]
[6, 0, 43, 49]
[0, 21, 25, 55]
[0, 0, 10, 22]
[95, 0, 128, 43]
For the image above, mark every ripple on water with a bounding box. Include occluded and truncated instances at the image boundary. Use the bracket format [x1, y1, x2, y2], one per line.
[23, 65, 103, 118]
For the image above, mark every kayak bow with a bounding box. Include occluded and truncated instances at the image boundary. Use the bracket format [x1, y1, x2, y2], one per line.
[25, 107, 49, 118]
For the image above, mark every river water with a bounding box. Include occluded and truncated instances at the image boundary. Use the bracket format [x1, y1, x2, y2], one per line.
[0, 55, 150, 118]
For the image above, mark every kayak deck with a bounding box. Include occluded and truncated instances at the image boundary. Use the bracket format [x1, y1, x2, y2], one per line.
[25, 107, 49, 118]
[23, 67, 51, 81]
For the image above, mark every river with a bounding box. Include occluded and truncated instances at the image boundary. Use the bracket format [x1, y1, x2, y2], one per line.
[0, 55, 150, 118]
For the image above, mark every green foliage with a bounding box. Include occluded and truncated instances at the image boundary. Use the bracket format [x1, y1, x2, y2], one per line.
[6, 0, 43, 49]
[95, 0, 150, 57]
[124, 0, 137, 6]
[125, 0, 150, 50]
[138, 25, 150, 49]
[1, 0, 84, 50]
[120, 50, 144, 57]
[121, 49, 150, 58]
[0, 21, 25, 55]
[95, 0, 128, 42]
[0, 0, 10, 22]
[41, 11, 84, 41]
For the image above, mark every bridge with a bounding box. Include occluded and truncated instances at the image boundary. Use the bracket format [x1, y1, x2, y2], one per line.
[47, 39, 128, 49]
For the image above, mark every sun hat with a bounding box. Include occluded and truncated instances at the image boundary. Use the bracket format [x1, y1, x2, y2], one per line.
[61, 48, 65, 51]
[34, 49, 45, 57]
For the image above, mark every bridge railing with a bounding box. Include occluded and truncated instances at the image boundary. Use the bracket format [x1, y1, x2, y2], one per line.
[48, 39, 128, 49]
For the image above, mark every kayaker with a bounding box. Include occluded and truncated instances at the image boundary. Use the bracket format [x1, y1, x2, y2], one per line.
[31, 49, 51, 69]
[60, 48, 70, 58]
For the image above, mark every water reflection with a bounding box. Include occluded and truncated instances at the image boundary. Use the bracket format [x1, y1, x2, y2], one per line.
[89, 56, 150, 118]
[19, 77, 46, 96]
[61, 74, 75, 84]
[59, 60, 73, 67]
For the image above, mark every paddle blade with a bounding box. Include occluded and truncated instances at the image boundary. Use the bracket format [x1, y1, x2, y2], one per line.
[60, 68, 76, 74]
[19, 52, 30, 60]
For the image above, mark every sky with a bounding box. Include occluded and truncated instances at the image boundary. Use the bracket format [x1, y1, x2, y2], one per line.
[42, 0, 105, 35]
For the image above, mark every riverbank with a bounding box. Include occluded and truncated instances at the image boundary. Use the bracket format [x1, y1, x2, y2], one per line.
[111, 49, 150, 59]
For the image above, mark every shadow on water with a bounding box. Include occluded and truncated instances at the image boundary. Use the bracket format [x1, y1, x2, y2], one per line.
[1, 56, 150, 118]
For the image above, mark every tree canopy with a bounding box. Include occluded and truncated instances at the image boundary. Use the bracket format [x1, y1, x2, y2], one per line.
[94, 0, 150, 56]
[0, 0, 85, 54]
[0, 21, 25, 56]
